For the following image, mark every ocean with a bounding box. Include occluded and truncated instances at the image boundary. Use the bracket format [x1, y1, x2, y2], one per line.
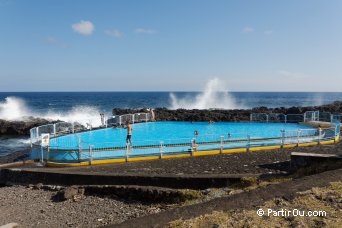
[1, 91, 342, 157]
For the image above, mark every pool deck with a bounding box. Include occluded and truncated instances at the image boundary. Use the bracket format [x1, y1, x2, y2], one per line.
[2, 142, 342, 189]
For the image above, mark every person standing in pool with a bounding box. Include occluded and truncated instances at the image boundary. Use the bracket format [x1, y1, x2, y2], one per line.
[126, 121, 133, 148]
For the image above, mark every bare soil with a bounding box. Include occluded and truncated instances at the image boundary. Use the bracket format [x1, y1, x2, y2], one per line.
[0, 185, 166, 228]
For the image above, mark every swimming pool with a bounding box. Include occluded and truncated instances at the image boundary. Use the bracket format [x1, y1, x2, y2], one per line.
[30, 121, 339, 166]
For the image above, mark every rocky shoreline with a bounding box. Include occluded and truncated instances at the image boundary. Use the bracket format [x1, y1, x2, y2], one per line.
[0, 117, 52, 136]
[1, 101, 341, 136]
[114, 101, 342, 122]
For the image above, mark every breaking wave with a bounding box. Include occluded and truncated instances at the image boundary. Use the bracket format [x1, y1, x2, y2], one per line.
[170, 78, 240, 109]
[0, 96, 102, 127]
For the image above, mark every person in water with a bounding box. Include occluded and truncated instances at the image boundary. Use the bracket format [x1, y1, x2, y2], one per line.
[125, 121, 133, 147]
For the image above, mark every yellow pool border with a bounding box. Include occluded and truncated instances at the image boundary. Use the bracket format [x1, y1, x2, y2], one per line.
[46, 136, 340, 167]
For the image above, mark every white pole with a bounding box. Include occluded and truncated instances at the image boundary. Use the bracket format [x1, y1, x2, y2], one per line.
[159, 141, 163, 158]
[89, 145, 93, 165]
[78, 135, 82, 161]
[191, 138, 195, 156]
[281, 130, 285, 147]
[220, 136, 224, 153]
[247, 135, 250, 151]
[297, 130, 301, 146]
[53, 124, 56, 136]
[126, 144, 129, 162]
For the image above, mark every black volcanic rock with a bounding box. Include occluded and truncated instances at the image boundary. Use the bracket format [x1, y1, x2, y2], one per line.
[112, 101, 342, 122]
[0, 117, 52, 135]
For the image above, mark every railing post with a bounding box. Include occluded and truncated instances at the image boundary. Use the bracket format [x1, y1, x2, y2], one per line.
[280, 130, 285, 148]
[266, 115, 269, 123]
[318, 128, 322, 145]
[89, 145, 93, 165]
[53, 124, 56, 137]
[125, 144, 129, 162]
[247, 135, 250, 152]
[220, 136, 224, 153]
[284, 115, 287, 123]
[132, 114, 135, 123]
[159, 141, 164, 159]
[78, 135, 82, 162]
[72, 123, 75, 133]
[40, 145, 44, 164]
[47, 146, 50, 162]
[191, 138, 195, 155]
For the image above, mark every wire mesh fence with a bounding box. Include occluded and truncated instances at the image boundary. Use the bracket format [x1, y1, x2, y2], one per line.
[30, 112, 153, 144]
[251, 111, 341, 124]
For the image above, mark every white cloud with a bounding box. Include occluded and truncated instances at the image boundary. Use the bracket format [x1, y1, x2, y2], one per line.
[72, 20, 95, 35]
[134, 28, 156, 34]
[105, 29, 124, 38]
[278, 70, 309, 79]
[264, 30, 273, 35]
[242, 26, 254, 33]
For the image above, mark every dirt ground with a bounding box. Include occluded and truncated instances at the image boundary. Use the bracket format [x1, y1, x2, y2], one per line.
[0, 185, 166, 228]
[1, 142, 341, 227]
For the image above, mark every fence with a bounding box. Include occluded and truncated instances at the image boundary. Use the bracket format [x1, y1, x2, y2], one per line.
[30, 122, 87, 144]
[251, 110, 341, 123]
[31, 123, 340, 166]
[30, 112, 152, 145]
[106, 113, 151, 127]
[30, 110, 341, 166]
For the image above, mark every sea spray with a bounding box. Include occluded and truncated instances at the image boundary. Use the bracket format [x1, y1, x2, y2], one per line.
[44, 106, 102, 127]
[0, 97, 32, 120]
[170, 78, 239, 109]
[0, 96, 103, 127]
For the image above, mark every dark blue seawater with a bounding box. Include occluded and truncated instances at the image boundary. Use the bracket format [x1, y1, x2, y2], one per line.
[1, 92, 342, 114]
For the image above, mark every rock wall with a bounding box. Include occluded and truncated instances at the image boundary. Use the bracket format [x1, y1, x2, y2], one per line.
[113, 101, 342, 122]
[0, 117, 52, 135]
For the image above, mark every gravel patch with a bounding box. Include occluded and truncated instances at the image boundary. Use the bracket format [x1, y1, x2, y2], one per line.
[0, 185, 165, 227]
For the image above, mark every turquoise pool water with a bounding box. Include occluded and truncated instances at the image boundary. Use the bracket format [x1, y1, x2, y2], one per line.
[35, 121, 320, 162]
[49, 122, 316, 149]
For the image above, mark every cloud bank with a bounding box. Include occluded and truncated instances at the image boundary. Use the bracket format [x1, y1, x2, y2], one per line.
[72, 20, 95, 35]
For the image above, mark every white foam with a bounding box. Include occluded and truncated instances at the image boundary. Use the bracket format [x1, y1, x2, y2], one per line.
[0, 96, 103, 127]
[44, 106, 102, 127]
[170, 78, 240, 109]
[0, 97, 32, 120]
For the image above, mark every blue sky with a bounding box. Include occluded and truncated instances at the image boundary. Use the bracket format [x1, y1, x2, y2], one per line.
[0, 0, 341, 92]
